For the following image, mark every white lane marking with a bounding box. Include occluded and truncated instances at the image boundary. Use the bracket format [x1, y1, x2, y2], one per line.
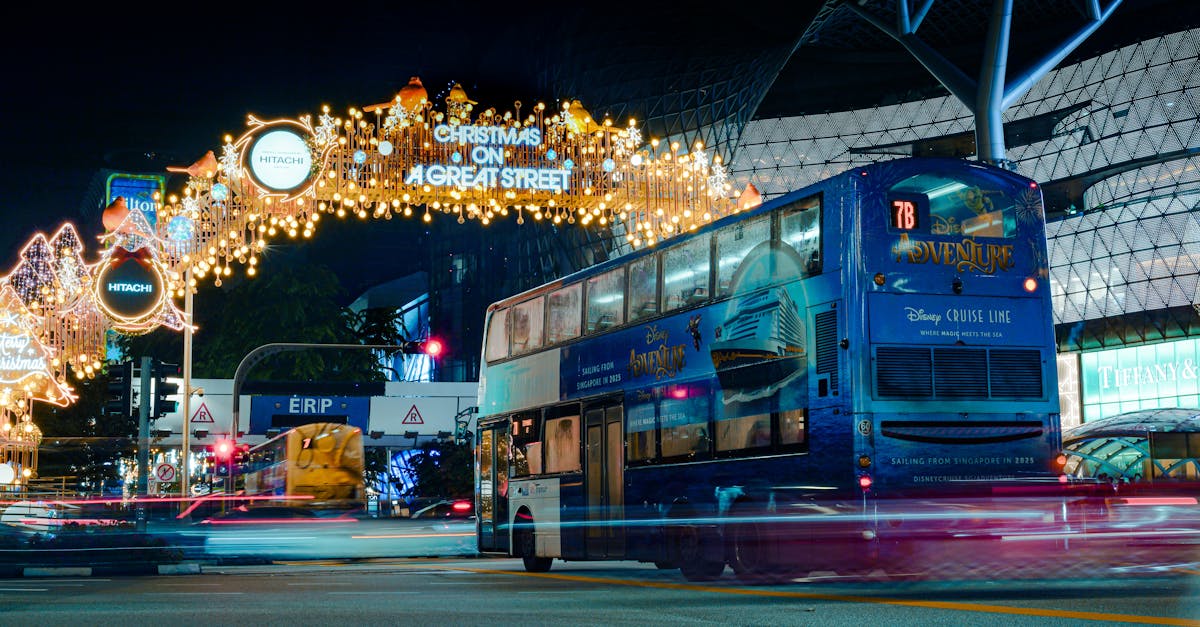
[287, 582, 353, 586]
[146, 592, 246, 595]
[328, 591, 419, 595]
[0, 588, 49, 592]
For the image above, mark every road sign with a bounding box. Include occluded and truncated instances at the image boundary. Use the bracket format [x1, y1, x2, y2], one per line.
[402, 404, 425, 424]
[155, 462, 177, 483]
[191, 402, 214, 423]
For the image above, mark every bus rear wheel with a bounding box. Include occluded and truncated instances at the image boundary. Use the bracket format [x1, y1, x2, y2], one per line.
[516, 525, 552, 573]
[675, 525, 725, 582]
[728, 521, 788, 584]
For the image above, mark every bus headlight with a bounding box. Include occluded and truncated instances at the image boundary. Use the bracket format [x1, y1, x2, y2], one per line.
[1023, 277, 1038, 292]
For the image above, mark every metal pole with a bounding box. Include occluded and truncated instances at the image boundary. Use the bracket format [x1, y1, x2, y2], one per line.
[976, 0, 1013, 167]
[230, 342, 414, 449]
[137, 356, 152, 532]
[180, 269, 193, 509]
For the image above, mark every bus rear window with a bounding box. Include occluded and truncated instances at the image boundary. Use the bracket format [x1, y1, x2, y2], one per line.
[889, 172, 1019, 238]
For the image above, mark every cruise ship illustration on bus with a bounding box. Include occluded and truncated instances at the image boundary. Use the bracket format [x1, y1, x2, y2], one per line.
[709, 287, 806, 394]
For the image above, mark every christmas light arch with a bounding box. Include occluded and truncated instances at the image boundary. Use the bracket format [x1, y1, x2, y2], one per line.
[0, 77, 754, 473]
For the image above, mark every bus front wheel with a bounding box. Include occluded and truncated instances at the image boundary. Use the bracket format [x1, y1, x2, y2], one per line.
[516, 525, 552, 573]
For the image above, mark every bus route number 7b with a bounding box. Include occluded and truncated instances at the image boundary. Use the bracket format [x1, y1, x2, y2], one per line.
[891, 198, 919, 230]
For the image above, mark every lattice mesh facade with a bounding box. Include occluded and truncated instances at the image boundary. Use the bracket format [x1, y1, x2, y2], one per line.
[1048, 157, 1200, 327]
[731, 29, 1200, 348]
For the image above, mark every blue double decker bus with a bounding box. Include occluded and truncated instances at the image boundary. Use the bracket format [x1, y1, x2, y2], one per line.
[474, 157, 1064, 581]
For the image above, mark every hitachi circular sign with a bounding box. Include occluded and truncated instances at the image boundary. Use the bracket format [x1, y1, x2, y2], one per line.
[246, 127, 315, 192]
[95, 254, 165, 323]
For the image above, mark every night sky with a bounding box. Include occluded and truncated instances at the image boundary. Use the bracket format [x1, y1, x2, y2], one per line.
[0, 7, 557, 269]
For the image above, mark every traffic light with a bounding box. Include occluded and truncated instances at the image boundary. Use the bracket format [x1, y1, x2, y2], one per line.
[212, 439, 234, 476]
[404, 337, 443, 358]
[103, 361, 133, 418]
[152, 360, 181, 417]
[422, 338, 444, 358]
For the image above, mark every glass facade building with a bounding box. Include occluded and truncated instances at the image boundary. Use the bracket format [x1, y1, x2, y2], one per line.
[730, 28, 1200, 426]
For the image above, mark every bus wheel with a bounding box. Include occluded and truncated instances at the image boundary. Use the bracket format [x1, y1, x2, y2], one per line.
[728, 521, 785, 584]
[516, 525, 552, 573]
[675, 525, 724, 582]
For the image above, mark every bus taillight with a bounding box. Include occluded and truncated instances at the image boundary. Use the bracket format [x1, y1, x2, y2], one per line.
[1023, 277, 1038, 292]
[858, 475, 873, 491]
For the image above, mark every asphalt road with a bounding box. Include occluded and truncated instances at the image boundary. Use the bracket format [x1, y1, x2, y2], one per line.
[0, 557, 1197, 626]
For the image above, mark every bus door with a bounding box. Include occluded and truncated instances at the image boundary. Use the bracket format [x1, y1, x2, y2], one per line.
[584, 400, 624, 558]
[476, 422, 509, 553]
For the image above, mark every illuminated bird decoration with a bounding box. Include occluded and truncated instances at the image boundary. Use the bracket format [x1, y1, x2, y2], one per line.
[446, 82, 476, 124]
[446, 82, 477, 106]
[365, 76, 429, 114]
[101, 197, 130, 233]
[564, 99, 606, 135]
[737, 183, 762, 211]
[166, 150, 218, 179]
[397, 76, 428, 112]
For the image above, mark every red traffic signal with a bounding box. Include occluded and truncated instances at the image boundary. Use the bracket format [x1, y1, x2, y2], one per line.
[402, 338, 444, 357]
[213, 439, 234, 459]
[422, 338, 444, 358]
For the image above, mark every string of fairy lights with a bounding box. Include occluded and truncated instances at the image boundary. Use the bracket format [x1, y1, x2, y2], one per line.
[0, 77, 749, 483]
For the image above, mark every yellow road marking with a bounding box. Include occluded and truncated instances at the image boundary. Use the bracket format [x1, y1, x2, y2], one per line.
[431, 565, 1200, 626]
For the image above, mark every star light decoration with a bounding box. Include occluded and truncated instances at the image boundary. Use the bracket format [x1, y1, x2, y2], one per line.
[154, 78, 743, 287]
[0, 285, 77, 410]
[4, 224, 105, 383]
[0, 202, 193, 443]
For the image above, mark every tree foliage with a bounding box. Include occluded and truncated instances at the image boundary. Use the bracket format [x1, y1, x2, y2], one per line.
[114, 254, 393, 382]
[406, 440, 474, 499]
[40, 251, 413, 493]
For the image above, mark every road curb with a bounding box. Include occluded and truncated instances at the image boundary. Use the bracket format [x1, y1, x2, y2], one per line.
[10, 563, 203, 578]
[22, 567, 92, 577]
[158, 563, 202, 575]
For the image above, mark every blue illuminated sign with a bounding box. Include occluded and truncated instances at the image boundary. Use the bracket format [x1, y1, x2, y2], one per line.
[106, 173, 165, 228]
[867, 293, 1046, 346]
[404, 123, 570, 192]
[249, 395, 370, 433]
